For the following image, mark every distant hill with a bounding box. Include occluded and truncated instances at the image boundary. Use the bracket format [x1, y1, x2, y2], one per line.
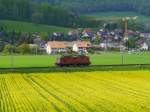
[0, 0, 150, 28]
[0, 20, 69, 36]
[0, 0, 90, 27]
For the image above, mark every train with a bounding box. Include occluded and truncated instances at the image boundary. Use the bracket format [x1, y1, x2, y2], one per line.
[56, 54, 91, 67]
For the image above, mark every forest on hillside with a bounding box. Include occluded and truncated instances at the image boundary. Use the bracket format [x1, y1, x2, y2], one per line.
[35, 0, 150, 16]
[0, 0, 150, 28]
[0, 0, 99, 27]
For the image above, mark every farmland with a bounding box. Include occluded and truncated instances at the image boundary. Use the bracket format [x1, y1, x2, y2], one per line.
[83, 11, 150, 22]
[0, 71, 150, 112]
[0, 52, 150, 68]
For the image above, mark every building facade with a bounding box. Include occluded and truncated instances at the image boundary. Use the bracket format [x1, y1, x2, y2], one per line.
[46, 41, 91, 54]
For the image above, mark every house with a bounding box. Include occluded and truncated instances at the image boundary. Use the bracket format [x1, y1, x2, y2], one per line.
[73, 41, 91, 53]
[81, 28, 94, 40]
[46, 41, 66, 54]
[139, 33, 150, 38]
[68, 28, 79, 36]
[99, 29, 109, 38]
[50, 32, 64, 41]
[33, 37, 46, 48]
[46, 41, 91, 54]
[140, 43, 148, 51]
[67, 29, 79, 41]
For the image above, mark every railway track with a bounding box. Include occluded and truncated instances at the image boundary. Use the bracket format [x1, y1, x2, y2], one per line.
[0, 64, 150, 73]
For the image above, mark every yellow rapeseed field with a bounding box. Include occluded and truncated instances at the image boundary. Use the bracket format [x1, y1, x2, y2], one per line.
[1, 71, 150, 112]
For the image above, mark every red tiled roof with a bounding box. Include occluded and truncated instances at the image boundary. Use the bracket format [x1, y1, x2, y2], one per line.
[47, 41, 66, 48]
[75, 41, 91, 48]
[47, 41, 91, 49]
[83, 28, 93, 33]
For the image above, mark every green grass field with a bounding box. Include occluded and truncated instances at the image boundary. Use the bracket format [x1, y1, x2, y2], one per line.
[0, 52, 150, 68]
[0, 20, 69, 35]
[1, 71, 150, 112]
[83, 11, 150, 22]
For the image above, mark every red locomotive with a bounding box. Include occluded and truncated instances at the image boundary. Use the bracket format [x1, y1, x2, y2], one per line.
[56, 54, 91, 67]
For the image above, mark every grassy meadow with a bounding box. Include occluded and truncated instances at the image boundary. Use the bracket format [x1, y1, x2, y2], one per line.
[0, 20, 69, 36]
[1, 71, 150, 112]
[0, 52, 150, 68]
[83, 11, 150, 22]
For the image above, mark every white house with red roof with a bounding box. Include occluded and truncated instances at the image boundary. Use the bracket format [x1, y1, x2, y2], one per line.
[73, 41, 91, 53]
[46, 41, 66, 54]
[46, 41, 91, 54]
[140, 42, 148, 50]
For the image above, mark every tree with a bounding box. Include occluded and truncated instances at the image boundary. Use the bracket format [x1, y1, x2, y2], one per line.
[17, 32, 31, 45]
[3, 44, 13, 54]
[31, 12, 43, 25]
[87, 48, 94, 54]
[126, 38, 137, 48]
[17, 43, 30, 54]
[30, 44, 39, 54]
[0, 39, 4, 52]
[92, 35, 101, 45]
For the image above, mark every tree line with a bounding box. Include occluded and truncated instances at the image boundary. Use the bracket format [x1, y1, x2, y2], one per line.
[1, 0, 150, 28]
[37, 0, 150, 16]
[0, 0, 100, 27]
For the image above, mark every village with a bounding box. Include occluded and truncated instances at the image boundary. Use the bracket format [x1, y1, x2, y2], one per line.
[33, 28, 150, 54]
[0, 27, 150, 55]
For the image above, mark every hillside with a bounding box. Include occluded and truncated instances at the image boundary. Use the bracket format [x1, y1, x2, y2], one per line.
[1, 0, 150, 28]
[36, 0, 150, 16]
[0, 0, 89, 27]
[0, 20, 69, 35]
